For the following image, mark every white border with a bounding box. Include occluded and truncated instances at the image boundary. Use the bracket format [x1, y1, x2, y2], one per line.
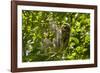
[17, 5, 94, 68]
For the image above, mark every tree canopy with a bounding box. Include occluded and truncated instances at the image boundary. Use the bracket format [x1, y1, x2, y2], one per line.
[22, 10, 90, 62]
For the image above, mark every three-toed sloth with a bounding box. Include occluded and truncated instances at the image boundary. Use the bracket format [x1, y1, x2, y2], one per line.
[43, 23, 71, 49]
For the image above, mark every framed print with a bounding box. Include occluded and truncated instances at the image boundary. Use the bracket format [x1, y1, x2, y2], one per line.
[11, 0, 97, 72]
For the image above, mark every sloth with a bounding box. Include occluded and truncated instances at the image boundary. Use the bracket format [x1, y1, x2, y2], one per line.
[51, 23, 71, 48]
[42, 23, 71, 49]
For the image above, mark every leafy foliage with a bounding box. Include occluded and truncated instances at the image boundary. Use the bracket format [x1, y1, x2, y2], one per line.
[22, 10, 90, 62]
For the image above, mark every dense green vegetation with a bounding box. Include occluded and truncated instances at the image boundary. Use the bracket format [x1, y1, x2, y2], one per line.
[22, 10, 90, 62]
